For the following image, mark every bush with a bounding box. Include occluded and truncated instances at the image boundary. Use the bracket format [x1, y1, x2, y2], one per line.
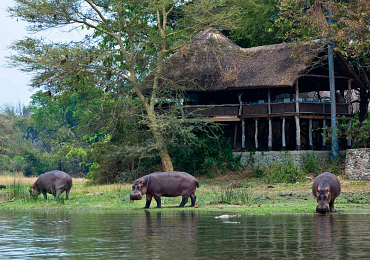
[302, 153, 321, 175]
[170, 134, 242, 176]
[264, 155, 304, 183]
[220, 186, 254, 205]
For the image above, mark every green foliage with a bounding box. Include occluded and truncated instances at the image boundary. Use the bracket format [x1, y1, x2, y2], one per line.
[220, 186, 255, 205]
[170, 133, 242, 176]
[302, 153, 321, 175]
[6, 179, 30, 201]
[321, 157, 344, 176]
[264, 155, 304, 184]
[228, 0, 287, 48]
[322, 114, 370, 149]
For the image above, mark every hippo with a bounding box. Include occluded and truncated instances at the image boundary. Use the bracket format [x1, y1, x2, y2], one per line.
[312, 172, 341, 213]
[30, 170, 72, 200]
[130, 171, 199, 208]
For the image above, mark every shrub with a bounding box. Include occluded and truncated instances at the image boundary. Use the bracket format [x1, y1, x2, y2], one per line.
[302, 153, 321, 175]
[264, 155, 304, 183]
[170, 134, 242, 176]
[220, 186, 254, 205]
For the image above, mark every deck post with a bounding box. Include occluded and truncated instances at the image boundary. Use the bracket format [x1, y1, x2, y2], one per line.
[254, 118, 259, 150]
[322, 119, 326, 150]
[309, 118, 313, 150]
[295, 80, 301, 150]
[282, 117, 286, 150]
[268, 117, 272, 151]
[233, 122, 238, 150]
[242, 119, 245, 149]
[347, 79, 353, 114]
[238, 92, 243, 115]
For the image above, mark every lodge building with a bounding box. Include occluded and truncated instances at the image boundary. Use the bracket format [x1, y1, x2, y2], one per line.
[154, 29, 364, 151]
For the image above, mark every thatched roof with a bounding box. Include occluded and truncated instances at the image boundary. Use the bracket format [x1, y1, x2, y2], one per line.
[155, 28, 362, 91]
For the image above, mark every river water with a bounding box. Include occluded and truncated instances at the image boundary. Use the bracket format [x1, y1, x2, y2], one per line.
[1, 209, 370, 259]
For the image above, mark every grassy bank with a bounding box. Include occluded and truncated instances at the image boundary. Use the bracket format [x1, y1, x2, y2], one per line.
[1, 172, 370, 214]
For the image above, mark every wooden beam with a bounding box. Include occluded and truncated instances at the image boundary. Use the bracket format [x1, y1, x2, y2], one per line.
[295, 80, 300, 150]
[268, 117, 272, 151]
[238, 92, 243, 115]
[267, 88, 271, 114]
[233, 122, 238, 150]
[309, 118, 313, 150]
[322, 119, 326, 150]
[242, 119, 245, 149]
[295, 79, 299, 113]
[255, 118, 259, 150]
[303, 74, 350, 79]
[347, 79, 353, 114]
[282, 117, 286, 150]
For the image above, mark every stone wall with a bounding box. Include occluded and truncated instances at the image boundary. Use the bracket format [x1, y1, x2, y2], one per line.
[234, 151, 336, 169]
[345, 149, 370, 180]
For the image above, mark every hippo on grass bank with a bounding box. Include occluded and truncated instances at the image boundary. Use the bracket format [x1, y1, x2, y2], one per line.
[312, 172, 341, 213]
[30, 170, 72, 200]
[130, 171, 199, 208]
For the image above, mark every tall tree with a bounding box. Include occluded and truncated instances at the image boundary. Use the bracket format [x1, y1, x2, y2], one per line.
[8, 0, 242, 172]
[279, 0, 370, 119]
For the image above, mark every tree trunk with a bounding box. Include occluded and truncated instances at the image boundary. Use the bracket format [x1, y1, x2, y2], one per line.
[145, 103, 174, 172]
[159, 146, 174, 172]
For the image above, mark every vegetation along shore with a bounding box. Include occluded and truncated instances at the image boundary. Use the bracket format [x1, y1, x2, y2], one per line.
[2, 170, 370, 215]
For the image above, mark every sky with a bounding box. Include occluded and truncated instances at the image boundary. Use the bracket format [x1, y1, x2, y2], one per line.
[0, 0, 87, 107]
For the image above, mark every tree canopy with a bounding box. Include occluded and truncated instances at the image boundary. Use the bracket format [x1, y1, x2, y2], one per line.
[7, 0, 243, 180]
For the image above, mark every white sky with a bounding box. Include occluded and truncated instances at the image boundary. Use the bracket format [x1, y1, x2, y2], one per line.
[0, 0, 88, 107]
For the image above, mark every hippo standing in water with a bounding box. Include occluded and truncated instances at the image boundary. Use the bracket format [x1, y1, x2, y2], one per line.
[312, 172, 341, 213]
[30, 170, 72, 200]
[130, 171, 199, 208]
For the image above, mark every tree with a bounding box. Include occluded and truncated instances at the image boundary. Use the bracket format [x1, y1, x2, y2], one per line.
[278, 0, 370, 120]
[8, 0, 242, 172]
[227, 0, 288, 48]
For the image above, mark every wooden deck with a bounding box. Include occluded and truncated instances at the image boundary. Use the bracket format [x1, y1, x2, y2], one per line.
[184, 102, 351, 120]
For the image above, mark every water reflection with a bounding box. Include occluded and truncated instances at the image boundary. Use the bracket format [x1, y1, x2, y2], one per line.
[1, 210, 370, 259]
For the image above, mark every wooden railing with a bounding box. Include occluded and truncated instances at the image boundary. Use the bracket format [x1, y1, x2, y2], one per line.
[184, 102, 351, 117]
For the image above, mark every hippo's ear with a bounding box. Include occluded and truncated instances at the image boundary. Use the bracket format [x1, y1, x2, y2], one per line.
[139, 180, 145, 185]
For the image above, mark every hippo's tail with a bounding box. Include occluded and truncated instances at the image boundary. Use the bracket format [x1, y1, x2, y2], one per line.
[196, 180, 199, 188]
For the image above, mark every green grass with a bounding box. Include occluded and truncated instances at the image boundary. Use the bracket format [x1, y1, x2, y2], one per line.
[1, 174, 370, 214]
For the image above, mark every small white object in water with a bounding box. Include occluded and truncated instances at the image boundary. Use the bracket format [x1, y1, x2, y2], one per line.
[215, 214, 241, 219]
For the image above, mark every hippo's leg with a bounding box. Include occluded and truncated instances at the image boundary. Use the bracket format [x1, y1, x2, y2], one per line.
[144, 194, 153, 208]
[190, 193, 196, 207]
[154, 195, 161, 208]
[329, 200, 336, 212]
[55, 189, 61, 200]
[42, 191, 48, 200]
[65, 189, 70, 200]
[179, 196, 189, 207]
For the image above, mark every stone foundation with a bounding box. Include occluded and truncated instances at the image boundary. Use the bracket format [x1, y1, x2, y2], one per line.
[345, 149, 370, 180]
[234, 151, 337, 169]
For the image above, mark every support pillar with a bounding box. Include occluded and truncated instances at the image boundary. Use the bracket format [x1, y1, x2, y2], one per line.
[295, 116, 301, 151]
[322, 119, 326, 150]
[254, 118, 258, 150]
[347, 79, 353, 114]
[295, 79, 300, 150]
[242, 119, 245, 149]
[282, 117, 286, 150]
[309, 118, 313, 150]
[268, 118, 272, 151]
[233, 122, 238, 150]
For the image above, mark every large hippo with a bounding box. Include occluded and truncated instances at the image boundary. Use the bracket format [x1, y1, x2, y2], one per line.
[30, 170, 72, 200]
[130, 171, 199, 208]
[312, 172, 341, 213]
